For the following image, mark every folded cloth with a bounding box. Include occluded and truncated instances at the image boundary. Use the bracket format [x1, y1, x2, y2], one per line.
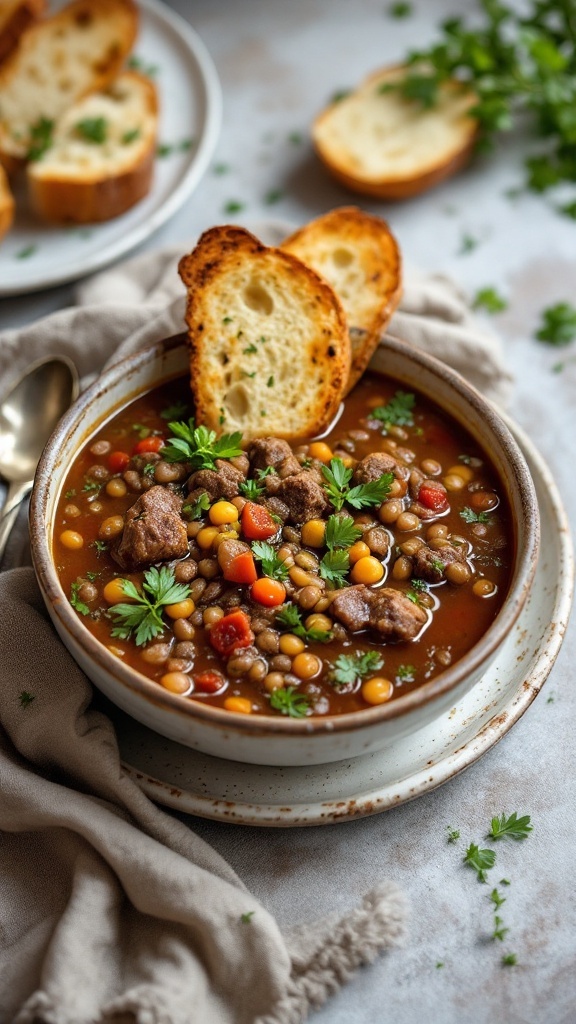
[0, 222, 512, 1024]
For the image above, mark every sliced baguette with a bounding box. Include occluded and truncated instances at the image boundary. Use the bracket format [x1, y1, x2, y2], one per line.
[312, 65, 478, 200]
[0, 163, 14, 240]
[26, 70, 157, 223]
[282, 207, 402, 393]
[0, 0, 46, 66]
[0, 0, 137, 168]
[178, 225, 351, 440]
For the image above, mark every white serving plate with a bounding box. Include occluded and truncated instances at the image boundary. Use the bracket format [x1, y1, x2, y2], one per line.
[0, 0, 222, 295]
[102, 420, 573, 825]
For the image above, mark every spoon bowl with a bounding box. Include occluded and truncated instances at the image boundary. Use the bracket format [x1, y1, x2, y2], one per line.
[0, 355, 79, 558]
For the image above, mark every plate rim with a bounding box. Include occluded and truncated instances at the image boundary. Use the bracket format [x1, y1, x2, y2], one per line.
[119, 416, 574, 825]
[0, 0, 222, 296]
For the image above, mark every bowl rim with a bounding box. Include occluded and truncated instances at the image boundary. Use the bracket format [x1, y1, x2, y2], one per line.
[30, 332, 540, 738]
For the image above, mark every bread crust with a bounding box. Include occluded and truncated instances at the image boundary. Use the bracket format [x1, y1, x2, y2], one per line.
[179, 225, 351, 440]
[313, 65, 478, 201]
[0, 0, 46, 66]
[0, 164, 15, 241]
[282, 206, 402, 392]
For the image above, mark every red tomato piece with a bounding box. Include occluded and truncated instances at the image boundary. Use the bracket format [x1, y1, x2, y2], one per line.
[241, 501, 278, 540]
[209, 610, 254, 657]
[223, 551, 258, 584]
[250, 577, 286, 607]
[194, 670, 225, 694]
[133, 435, 164, 455]
[418, 483, 449, 513]
[108, 450, 130, 474]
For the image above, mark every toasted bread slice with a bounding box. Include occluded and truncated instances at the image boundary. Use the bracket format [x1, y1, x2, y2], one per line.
[282, 207, 402, 392]
[0, 163, 14, 240]
[0, 0, 45, 66]
[0, 0, 137, 168]
[27, 71, 157, 223]
[178, 225, 351, 440]
[312, 65, 478, 200]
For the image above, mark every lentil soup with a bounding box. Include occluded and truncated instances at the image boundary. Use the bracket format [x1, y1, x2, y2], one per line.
[53, 371, 513, 719]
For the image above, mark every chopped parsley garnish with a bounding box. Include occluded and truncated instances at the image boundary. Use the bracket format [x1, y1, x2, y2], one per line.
[91, 540, 108, 557]
[459, 233, 479, 255]
[331, 88, 352, 103]
[489, 888, 506, 909]
[264, 189, 283, 204]
[127, 54, 158, 76]
[319, 548, 350, 588]
[122, 128, 141, 144]
[267, 375, 274, 387]
[182, 492, 211, 521]
[535, 302, 576, 347]
[371, 391, 415, 433]
[240, 911, 255, 924]
[458, 454, 473, 465]
[70, 582, 90, 616]
[275, 603, 332, 642]
[446, 826, 460, 844]
[213, 162, 230, 175]
[397, 664, 416, 683]
[460, 506, 492, 525]
[493, 917, 509, 942]
[15, 244, 37, 259]
[288, 131, 302, 145]
[26, 116, 54, 161]
[75, 117, 107, 143]
[324, 514, 362, 550]
[473, 288, 508, 314]
[82, 480, 101, 493]
[160, 401, 188, 421]
[86, 571, 99, 582]
[243, 343, 258, 355]
[321, 458, 393, 512]
[463, 843, 496, 883]
[388, 1, 412, 17]
[132, 423, 151, 439]
[251, 540, 289, 581]
[409, 577, 428, 592]
[488, 812, 533, 841]
[269, 686, 311, 718]
[332, 650, 384, 688]
[19, 691, 35, 708]
[64, 489, 76, 499]
[224, 199, 245, 214]
[109, 566, 191, 646]
[142, 463, 155, 477]
[239, 467, 276, 501]
[162, 420, 243, 469]
[501, 953, 518, 967]
[157, 143, 173, 157]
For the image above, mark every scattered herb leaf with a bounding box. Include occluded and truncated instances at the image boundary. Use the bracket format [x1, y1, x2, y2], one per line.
[473, 287, 508, 314]
[275, 603, 333, 642]
[70, 582, 90, 616]
[251, 540, 289, 581]
[371, 391, 415, 432]
[109, 566, 191, 646]
[332, 650, 384, 688]
[162, 420, 243, 469]
[19, 691, 35, 708]
[535, 302, 576, 347]
[463, 843, 496, 883]
[489, 812, 533, 841]
[269, 686, 311, 718]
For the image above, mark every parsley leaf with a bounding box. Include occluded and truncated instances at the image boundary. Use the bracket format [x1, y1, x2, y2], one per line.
[473, 287, 508, 314]
[109, 566, 191, 646]
[488, 812, 533, 841]
[275, 604, 333, 642]
[460, 506, 491, 524]
[492, 916, 509, 942]
[269, 686, 312, 718]
[251, 540, 289, 581]
[332, 650, 384, 688]
[446, 826, 460, 844]
[160, 401, 189, 420]
[501, 952, 518, 966]
[182, 492, 211, 521]
[26, 116, 54, 161]
[19, 691, 35, 708]
[489, 888, 506, 909]
[463, 843, 496, 883]
[241, 911, 255, 923]
[388, 1, 412, 18]
[324, 514, 362, 550]
[371, 391, 415, 432]
[535, 302, 576, 346]
[75, 117, 107, 143]
[163, 419, 243, 469]
[319, 548, 350, 588]
[70, 582, 90, 616]
[321, 458, 393, 511]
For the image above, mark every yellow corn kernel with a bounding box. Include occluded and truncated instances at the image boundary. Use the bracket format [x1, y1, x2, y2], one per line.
[209, 500, 239, 525]
[224, 696, 253, 714]
[309, 442, 333, 463]
[349, 540, 371, 564]
[165, 598, 195, 619]
[59, 529, 84, 550]
[196, 526, 219, 549]
[350, 556, 384, 585]
[361, 677, 394, 705]
[301, 518, 326, 548]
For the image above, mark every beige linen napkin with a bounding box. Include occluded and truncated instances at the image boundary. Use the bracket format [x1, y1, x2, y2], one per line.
[0, 222, 512, 1024]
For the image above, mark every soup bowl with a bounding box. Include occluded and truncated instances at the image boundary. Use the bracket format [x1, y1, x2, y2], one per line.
[30, 333, 539, 766]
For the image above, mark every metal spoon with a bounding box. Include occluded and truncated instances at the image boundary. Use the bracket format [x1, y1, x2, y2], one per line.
[0, 355, 79, 560]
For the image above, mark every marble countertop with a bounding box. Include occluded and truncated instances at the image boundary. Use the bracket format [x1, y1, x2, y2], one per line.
[2, 2, 575, 1021]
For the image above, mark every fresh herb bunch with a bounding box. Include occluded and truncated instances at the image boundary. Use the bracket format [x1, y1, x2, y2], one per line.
[109, 566, 191, 646]
[386, 0, 576, 203]
[163, 420, 243, 469]
[322, 458, 393, 512]
[275, 603, 333, 642]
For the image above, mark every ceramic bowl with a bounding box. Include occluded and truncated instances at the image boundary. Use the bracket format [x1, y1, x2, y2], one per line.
[30, 333, 540, 766]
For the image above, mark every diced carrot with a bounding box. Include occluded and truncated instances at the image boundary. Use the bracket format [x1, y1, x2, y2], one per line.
[223, 551, 258, 584]
[108, 450, 130, 473]
[250, 577, 286, 607]
[209, 611, 254, 656]
[418, 483, 449, 513]
[241, 501, 278, 540]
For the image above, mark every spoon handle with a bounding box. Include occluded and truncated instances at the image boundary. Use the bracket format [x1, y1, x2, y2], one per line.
[0, 501, 21, 562]
[1, 480, 31, 518]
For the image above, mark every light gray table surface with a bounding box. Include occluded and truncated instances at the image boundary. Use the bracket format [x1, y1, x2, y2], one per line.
[1, 2, 575, 1022]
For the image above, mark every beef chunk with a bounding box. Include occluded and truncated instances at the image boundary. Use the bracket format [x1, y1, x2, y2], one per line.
[277, 471, 330, 523]
[187, 458, 245, 501]
[353, 452, 406, 485]
[248, 437, 294, 471]
[363, 526, 390, 558]
[262, 496, 290, 523]
[113, 485, 188, 570]
[331, 585, 427, 642]
[412, 542, 466, 583]
[277, 454, 302, 479]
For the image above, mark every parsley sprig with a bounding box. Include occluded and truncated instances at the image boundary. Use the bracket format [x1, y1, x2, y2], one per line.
[460, 506, 492, 524]
[26, 116, 54, 161]
[331, 650, 384, 689]
[488, 812, 533, 841]
[239, 466, 276, 501]
[463, 843, 496, 883]
[318, 515, 363, 587]
[269, 686, 312, 718]
[321, 458, 393, 512]
[182, 492, 211, 521]
[251, 541, 289, 581]
[109, 566, 191, 646]
[162, 419, 243, 469]
[75, 116, 107, 143]
[70, 582, 90, 616]
[535, 302, 576, 346]
[275, 603, 333, 642]
[371, 391, 415, 433]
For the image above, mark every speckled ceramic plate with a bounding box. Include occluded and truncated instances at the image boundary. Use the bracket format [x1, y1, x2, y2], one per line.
[105, 419, 572, 826]
[0, 0, 221, 295]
